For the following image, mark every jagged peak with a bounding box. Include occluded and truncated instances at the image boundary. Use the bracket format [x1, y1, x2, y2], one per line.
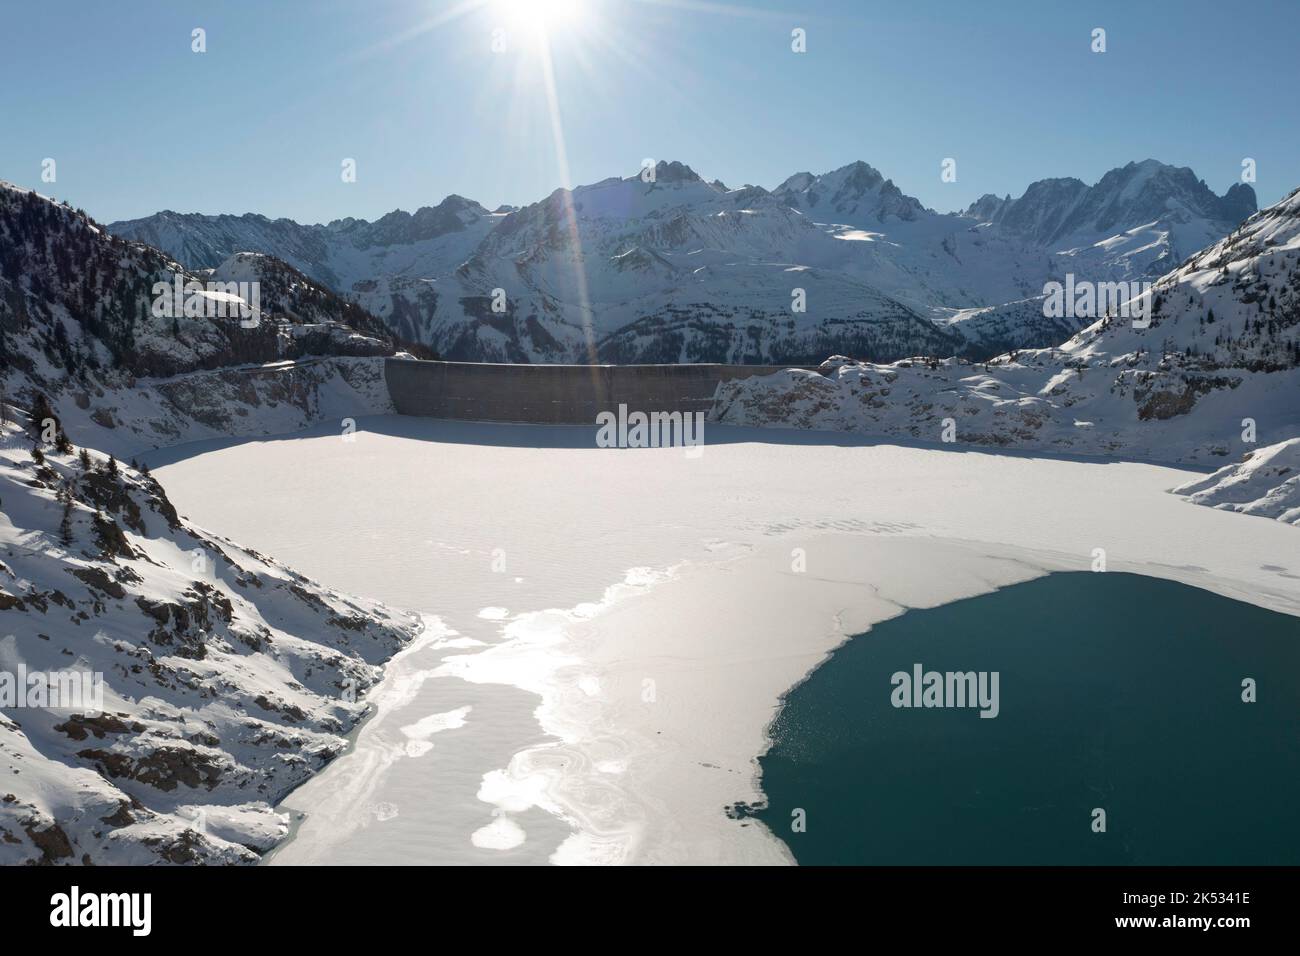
[828, 159, 886, 184]
[637, 160, 704, 184]
[771, 160, 924, 223]
[1022, 176, 1090, 192]
[775, 161, 887, 195]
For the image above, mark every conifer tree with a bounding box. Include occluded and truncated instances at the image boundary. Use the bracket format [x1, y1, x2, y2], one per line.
[28, 392, 56, 443]
[58, 484, 74, 547]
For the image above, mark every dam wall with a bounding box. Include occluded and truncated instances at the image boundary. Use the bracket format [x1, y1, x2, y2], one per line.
[384, 359, 811, 424]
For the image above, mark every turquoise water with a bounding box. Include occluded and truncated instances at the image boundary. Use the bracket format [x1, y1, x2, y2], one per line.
[746, 573, 1300, 865]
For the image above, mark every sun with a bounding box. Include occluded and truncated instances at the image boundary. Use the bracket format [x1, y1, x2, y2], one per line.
[493, 0, 583, 32]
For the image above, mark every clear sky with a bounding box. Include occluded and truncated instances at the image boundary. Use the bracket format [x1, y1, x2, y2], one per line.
[3, 0, 1298, 224]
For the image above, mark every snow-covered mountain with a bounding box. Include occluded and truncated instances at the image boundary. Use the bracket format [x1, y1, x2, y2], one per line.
[111, 195, 505, 349]
[0, 185, 430, 864]
[115, 163, 956, 364]
[0, 182, 411, 375]
[445, 161, 958, 363]
[0, 412, 420, 864]
[0, 181, 417, 456]
[109, 159, 1256, 365]
[959, 160, 1259, 311]
[968, 160, 1256, 248]
[111, 195, 500, 292]
[772, 160, 929, 224]
[713, 185, 1300, 466]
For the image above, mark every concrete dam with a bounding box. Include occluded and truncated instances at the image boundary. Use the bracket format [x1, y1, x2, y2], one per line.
[384, 358, 809, 424]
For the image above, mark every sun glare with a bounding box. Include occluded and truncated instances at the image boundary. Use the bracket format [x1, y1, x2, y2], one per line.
[494, 0, 583, 32]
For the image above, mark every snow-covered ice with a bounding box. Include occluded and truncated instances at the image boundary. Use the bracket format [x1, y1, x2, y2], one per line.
[150, 416, 1300, 865]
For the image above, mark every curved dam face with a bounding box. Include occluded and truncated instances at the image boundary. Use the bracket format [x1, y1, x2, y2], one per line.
[384, 359, 810, 424]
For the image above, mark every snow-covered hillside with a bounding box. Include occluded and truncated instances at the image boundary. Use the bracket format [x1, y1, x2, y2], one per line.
[713, 187, 1300, 466]
[0, 183, 400, 377]
[110, 159, 1256, 365]
[0, 414, 421, 864]
[112, 196, 505, 350]
[0, 182, 412, 457]
[0, 186, 432, 865]
[1173, 438, 1300, 525]
[35, 356, 395, 461]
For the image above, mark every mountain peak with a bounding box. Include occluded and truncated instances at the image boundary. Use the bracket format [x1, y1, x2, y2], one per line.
[772, 160, 923, 224]
[648, 160, 703, 183]
[832, 159, 886, 184]
[775, 171, 816, 193]
[964, 193, 1014, 222]
[1221, 181, 1258, 223]
[985, 161, 1257, 246]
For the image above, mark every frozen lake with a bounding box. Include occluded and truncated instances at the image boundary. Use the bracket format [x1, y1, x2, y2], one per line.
[752, 572, 1300, 864]
[148, 416, 1300, 864]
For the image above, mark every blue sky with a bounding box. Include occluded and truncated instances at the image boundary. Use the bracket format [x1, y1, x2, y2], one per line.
[3, 0, 1297, 223]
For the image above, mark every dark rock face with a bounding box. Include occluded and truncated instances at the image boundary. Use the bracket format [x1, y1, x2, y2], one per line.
[76, 746, 227, 792]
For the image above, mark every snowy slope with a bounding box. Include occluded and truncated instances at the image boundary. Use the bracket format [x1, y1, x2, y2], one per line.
[0, 415, 421, 864]
[1172, 439, 1300, 525]
[41, 357, 395, 461]
[0, 186, 429, 865]
[713, 187, 1300, 467]
[0, 182, 412, 458]
[0, 181, 403, 376]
